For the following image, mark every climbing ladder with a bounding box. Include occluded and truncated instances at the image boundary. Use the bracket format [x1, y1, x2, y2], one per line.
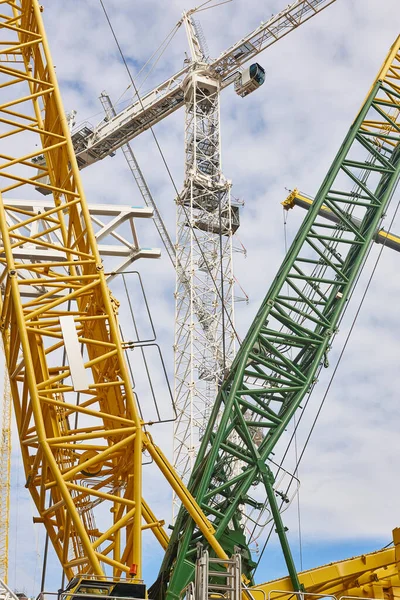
[194, 547, 242, 600]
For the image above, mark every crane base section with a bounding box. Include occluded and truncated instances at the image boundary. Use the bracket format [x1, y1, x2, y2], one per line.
[64, 578, 146, 600]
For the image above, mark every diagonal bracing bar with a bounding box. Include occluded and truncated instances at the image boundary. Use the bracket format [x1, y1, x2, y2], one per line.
[152, 35, 400, 600]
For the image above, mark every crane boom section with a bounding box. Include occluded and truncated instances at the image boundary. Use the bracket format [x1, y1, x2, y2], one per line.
[73, 0, 337, 169]
[153, 35, 400, 600]
[209, 0, 337, 80]
[0, 0, 228, 582]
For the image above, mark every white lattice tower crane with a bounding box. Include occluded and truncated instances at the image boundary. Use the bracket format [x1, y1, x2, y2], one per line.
[173, 10, 237, 513]
[70, 0, 337, 515]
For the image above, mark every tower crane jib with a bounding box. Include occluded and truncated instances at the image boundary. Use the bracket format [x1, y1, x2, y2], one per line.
[72, 0, 337, 168]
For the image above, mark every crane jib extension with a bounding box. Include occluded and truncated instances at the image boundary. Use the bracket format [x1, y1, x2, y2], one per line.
[152, 37, 400, 600]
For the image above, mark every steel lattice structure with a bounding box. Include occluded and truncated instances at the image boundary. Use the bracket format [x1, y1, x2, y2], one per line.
[68, 0, 337, 498]
[1, 2, 399, 598]
[152, 35, 400, 600]
[173, 65, 236, 511]
[0, 0, 227, 580]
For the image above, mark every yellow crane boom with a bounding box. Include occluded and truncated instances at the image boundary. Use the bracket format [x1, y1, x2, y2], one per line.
[0, 0, 227, 583]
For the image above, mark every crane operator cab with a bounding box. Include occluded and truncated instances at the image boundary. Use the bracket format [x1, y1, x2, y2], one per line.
[62, 577, 147, 600]
[234, 63, 266, 97]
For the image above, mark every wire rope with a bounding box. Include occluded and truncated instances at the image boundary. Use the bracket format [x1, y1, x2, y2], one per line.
[73, 20, 180, 135]
[132, 24, 181, 99]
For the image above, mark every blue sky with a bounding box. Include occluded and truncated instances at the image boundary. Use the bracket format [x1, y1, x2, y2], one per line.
[6, 0, 400, 596]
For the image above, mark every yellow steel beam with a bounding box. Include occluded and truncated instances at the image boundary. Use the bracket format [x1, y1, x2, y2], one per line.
[0, 0, 226, 582]
[283, 189, 400, 253]
[252, 542, 397, 600]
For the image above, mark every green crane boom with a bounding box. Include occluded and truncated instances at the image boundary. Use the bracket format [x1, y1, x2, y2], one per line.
[151, 36, 400, 600]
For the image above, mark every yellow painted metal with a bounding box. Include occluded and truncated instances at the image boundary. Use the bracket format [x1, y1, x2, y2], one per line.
[258, 37, 400, 599]
[283, 189, 400, 249]
[362, 34, 400, 111]
[0, 0, 226, 581]
[0, 347, 11, 583]
[253, 529, 400, 600]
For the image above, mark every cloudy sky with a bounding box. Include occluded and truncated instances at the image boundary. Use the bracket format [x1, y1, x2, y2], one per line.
[6, 0, 400, 596]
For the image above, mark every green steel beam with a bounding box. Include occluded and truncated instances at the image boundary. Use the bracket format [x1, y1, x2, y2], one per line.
[151, 39, 400, 600]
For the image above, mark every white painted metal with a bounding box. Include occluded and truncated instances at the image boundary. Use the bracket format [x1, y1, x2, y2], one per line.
[172, 57, 237, 518]
[182, 11, 207, 63]
[1, 200, 160, 287]
[59, 316, 90, 392]
[72, 0, 336, 169]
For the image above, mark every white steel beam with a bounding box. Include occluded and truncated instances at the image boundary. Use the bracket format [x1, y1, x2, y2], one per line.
[1, 200, 160, 295]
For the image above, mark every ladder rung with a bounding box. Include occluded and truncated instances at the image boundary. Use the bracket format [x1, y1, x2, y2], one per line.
[208, 584, 235, 591]
[209, 557, 237, 564]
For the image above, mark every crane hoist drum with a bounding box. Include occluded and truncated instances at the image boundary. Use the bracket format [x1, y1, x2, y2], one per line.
[235, 63, 266, 97]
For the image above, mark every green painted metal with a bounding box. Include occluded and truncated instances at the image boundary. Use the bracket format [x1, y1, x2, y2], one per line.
[151, 76, 400, 600]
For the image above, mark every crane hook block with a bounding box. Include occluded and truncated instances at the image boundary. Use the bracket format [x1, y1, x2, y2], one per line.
[235, 63, 266, 97]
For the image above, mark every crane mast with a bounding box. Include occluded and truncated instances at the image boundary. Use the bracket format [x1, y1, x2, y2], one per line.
[153, 35, 400, 600]
[173, 13, 236, 508]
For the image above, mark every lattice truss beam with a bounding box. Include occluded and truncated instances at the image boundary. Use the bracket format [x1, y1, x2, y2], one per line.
[0, 0, 226, 581]
[173, 72, 236, 512]
[156, 36, 400, 600]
